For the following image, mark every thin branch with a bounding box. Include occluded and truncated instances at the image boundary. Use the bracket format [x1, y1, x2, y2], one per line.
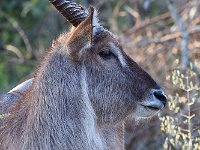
[109, 0, 127, 33]
[0, 10, 33, 59]
[5, 45, 24, 63]
[167, 0, 189, 71]
[188, 60, 200, 79]
[180, 128, 190, 133]
[152, 26, 200, 43]
[124, 1, 193, 35]
[124, 5, 140, 24]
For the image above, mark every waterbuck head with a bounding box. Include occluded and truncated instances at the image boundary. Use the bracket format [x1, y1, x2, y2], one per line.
[47, 0, 167, 125]
[0, 1, 167, 149]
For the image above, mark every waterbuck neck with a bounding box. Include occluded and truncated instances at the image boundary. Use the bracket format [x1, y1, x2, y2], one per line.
[0, 50, 105, 150]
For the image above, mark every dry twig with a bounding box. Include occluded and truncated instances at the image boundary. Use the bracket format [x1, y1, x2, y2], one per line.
[153, 26, 200, 43]
[167, 0, 189, 71]
[0, 10, 33, 59]
[124, 1, 193, 35]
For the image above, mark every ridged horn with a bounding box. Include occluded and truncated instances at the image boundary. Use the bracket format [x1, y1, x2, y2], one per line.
[49, 0, 89, 27]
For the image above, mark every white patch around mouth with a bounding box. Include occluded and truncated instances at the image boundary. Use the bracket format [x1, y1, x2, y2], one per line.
[132, 104, 161, 119]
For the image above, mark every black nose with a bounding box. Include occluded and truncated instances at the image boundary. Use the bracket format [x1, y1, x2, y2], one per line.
[153, 89, 167, 107]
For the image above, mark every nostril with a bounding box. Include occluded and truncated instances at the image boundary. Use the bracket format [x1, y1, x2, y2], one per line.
[153, 90, 167, 107]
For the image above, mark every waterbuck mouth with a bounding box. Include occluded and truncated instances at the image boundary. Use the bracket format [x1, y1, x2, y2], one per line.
[141, 104, 162, 111]
[141, 88, 167, 111]
[141, 97, 165, 110]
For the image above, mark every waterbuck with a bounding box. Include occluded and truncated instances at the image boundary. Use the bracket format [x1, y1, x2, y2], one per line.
[0, 0, 167, 149]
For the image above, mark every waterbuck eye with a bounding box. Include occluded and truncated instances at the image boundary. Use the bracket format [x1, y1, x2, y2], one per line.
[98, 50, 114, 60]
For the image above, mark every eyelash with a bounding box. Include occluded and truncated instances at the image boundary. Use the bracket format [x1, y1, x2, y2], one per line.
[98, 50, 114, 60]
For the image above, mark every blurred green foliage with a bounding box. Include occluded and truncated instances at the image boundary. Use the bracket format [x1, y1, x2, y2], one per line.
[0, 0, 66, 92]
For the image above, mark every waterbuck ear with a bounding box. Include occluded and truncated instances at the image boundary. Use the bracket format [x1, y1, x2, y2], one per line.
[67, 7, 100, 60]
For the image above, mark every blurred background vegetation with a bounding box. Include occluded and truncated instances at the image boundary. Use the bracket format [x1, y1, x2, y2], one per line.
[0, 0, 200, 149]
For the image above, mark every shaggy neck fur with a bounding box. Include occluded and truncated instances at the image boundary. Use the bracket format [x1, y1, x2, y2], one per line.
[0, 45, 125, 150]
[0, 49, 104, 150]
